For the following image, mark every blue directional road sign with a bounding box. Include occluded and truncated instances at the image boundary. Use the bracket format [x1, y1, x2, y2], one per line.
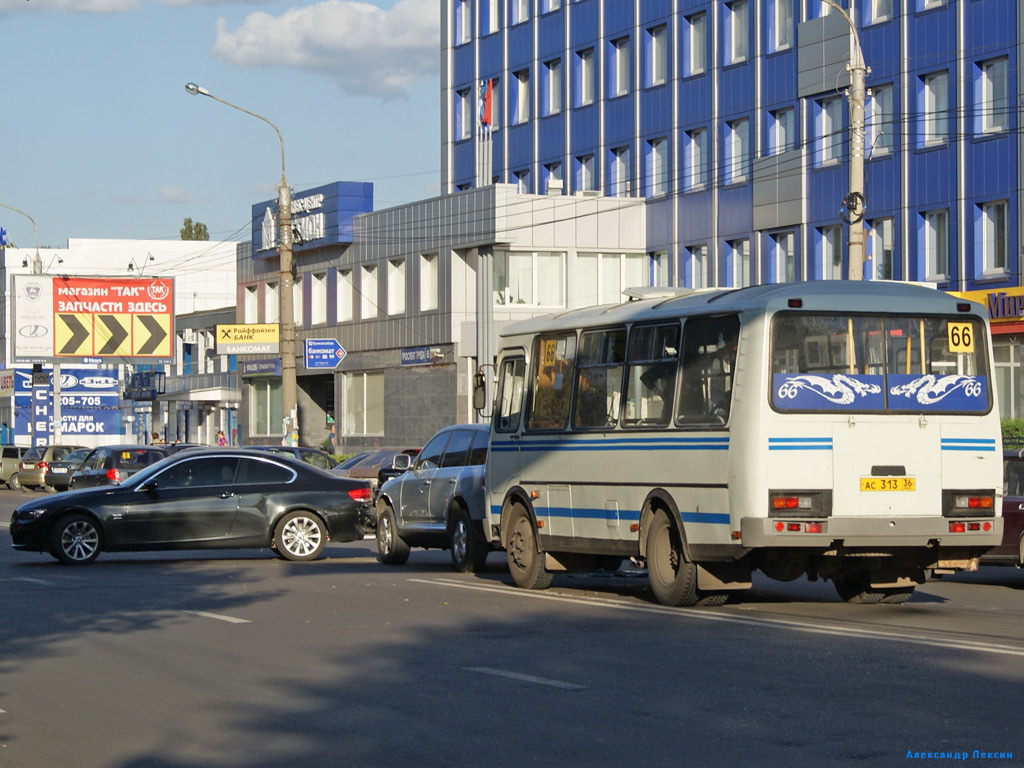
[304, 338, 347, 369]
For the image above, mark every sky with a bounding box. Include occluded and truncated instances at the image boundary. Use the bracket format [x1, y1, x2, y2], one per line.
[0, 0, 441, 248]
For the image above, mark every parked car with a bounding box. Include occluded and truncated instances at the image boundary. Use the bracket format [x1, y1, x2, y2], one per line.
[984, 448, 1024, 566]
[162, 443, 206, 455]
[330, 451, 374, 476]
[340, 449, 420, 493]
[1, 446, 27, 489]
[12, 445, 85, 490]
[250, 445, 337, 470]
[375, 424, 491, 572]
[43, 447, 92, 492]
[10, 448, 373, 565]
[69, 445, 170, 490]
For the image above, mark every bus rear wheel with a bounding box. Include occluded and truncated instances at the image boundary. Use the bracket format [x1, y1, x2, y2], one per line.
[646, 510, 700, 607]
[506, 504, 552, 590]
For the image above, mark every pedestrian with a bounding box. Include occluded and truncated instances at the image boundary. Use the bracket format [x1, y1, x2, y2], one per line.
[152, 432, 164, 445]
[328, 423, 336, 454]
[216, 430, 227, 447]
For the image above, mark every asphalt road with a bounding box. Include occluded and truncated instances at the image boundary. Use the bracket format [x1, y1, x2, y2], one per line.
[1, 486, 1022, 768]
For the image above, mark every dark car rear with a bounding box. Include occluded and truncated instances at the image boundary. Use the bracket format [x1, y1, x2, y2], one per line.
[44, 447, 92, 492]
[70, 445, 170, 489]
[985, 448, 1024, 566]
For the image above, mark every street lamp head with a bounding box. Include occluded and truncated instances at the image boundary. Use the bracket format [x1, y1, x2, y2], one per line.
[184, 82, 209, 97]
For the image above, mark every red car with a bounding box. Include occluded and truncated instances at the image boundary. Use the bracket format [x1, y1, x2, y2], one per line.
[985, 448, 1024, 566]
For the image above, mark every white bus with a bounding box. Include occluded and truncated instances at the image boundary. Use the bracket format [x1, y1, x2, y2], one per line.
[480, 281, 1002, 606]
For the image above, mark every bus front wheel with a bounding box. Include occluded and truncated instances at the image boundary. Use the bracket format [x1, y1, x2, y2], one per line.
[506, 504, 552, 590]
[646, 510, 701, 607]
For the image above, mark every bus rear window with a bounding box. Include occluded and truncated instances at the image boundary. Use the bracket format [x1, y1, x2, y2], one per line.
[771, 313, 990, 413]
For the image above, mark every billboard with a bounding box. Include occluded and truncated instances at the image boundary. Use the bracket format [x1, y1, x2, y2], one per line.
[14, 367, 121, 441]
[12, 275, 174, 363]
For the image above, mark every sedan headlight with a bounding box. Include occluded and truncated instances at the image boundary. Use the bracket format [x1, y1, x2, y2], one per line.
[20, 508, 48, 519]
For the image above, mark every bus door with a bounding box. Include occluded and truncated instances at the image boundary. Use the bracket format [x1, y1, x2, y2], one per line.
[488, 354, 527, 532]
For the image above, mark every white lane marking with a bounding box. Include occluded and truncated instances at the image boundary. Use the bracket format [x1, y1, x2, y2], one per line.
[409, 578, 1024, 658]
[12, 577, 55, 586]
[181, 610, 250, 624]
[466, 666, 585, 690]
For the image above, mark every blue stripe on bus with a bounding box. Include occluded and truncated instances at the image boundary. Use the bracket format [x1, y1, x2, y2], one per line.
[490, 437, 729, 453]
[941, 438, 997, 452]
[768, 437, 833, 451]
[487, 506, 731, 526]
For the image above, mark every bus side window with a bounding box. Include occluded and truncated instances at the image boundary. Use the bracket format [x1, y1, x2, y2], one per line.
[495, 358, 526, 433]
[677, 315, 740, 425]
[622, 324, 680, 427]
[527, 334, 577, 431]
[574, 328, 627, 429]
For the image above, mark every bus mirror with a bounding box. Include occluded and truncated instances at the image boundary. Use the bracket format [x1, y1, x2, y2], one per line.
[473, 371, 486, 411]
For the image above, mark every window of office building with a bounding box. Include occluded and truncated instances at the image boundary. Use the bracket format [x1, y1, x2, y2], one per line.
[311, 272, 327, 325]
[515, 167, 532, 194]
[456, 88, 472, 140]
[343, 371, 384, 436]
[686, 12, 706, 76]
[979, 200, 1009, 275]
[420, 253, 438, 311]
[542, 0, 560, 13]
[494, 251, 565, 306]
[867, 0, 891, 23]
[688, 245, 709, 288]
[265, 281, 279, 323]
[647, 137, 669, 197]
[684, 128, 708, 190]
[768, 107, 795, 155]
[361, 265, 377, 319]
[816, 96, 842, 164]
[725, 118, 749, 183]
[486, 0, 500, 33]
[575, 48, 595, 107]
[577, 252, 646, 305]
[728, 239, 751, 287]
[610, 145, 631, 197]
[921, 209, 949, 280]
[771, 231, 796, 282]
[455, 0, 471, 44]
[575, 153, 596, 191]
[542, 58, 562, 116]
[387, 259, 406, 315]
[513, 69, 530, 124]
[337, 268, 353, 321]
[609, 37, 631, 97]
[250, 378, 283, 436]
[513, 0, 529, 24]
[244, 285, 258, 323]
[868, 218, 894, 280]
[920, 70, 949, 145]
[652, 251, 671, 286]
[646, 25, 668, 87]
[867, 85, 893, 153]
[726, 0, 749, 64]
[819, 225, 842, 279]
[976, 57, 1008, 134]
[769, 0, 793, 51]
[543, 161, 563, 194]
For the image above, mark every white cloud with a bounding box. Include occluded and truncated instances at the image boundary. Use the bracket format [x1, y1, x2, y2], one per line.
[160, 186, 197, 203]
[212, 0, 439, 99]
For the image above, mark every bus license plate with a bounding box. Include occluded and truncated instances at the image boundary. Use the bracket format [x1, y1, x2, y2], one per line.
[860, 477, 915, 492]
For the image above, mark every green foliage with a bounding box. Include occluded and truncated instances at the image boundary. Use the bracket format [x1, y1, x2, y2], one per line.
[1002, 418, 1024, 440]
[180, 217, 210, 241]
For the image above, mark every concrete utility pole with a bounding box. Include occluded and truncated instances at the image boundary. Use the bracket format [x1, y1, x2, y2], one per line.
[185, 83, 299, 445]
[820, 0, 869, 280]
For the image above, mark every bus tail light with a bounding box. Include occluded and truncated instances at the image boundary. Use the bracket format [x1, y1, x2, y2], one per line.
[769, 490, 831, 518]
[949, 520, 993, 534]
[774, 521, 826, 534]
[943, 490, 996, 517]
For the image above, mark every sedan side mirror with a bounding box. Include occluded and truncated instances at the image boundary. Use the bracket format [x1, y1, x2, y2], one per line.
[138, 480, 159, 493]
[392, 454, 412, 471]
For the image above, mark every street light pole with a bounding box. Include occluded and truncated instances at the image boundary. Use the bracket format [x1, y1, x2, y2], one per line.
[0, 202, 61, 445]
[819, 0, 869, 280]
[184, 83, 299, 445]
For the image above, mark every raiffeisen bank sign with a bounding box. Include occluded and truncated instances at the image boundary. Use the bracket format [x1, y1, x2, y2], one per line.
[251, 181, 373, 258]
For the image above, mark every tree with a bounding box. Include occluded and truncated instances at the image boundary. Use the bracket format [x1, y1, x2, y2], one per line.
[180, 218, 210, 241]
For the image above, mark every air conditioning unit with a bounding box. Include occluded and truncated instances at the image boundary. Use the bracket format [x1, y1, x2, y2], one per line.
[575, 190, 602, 198]
[181, 329, 197, 343]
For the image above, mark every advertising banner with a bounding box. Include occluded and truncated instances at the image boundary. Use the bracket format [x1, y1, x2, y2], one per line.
[14, 368, 121, 440]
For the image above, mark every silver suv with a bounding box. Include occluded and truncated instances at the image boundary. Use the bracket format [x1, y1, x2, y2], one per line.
[375, 423, 491, 572]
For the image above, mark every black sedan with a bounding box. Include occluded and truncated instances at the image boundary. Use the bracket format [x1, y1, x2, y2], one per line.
[9, 449, 373, 565]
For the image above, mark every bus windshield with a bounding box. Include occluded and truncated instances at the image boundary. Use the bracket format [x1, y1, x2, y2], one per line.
[771, 312, 990, 413]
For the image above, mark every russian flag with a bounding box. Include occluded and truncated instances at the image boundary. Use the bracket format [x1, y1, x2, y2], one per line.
[480, 79, 493, 129]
